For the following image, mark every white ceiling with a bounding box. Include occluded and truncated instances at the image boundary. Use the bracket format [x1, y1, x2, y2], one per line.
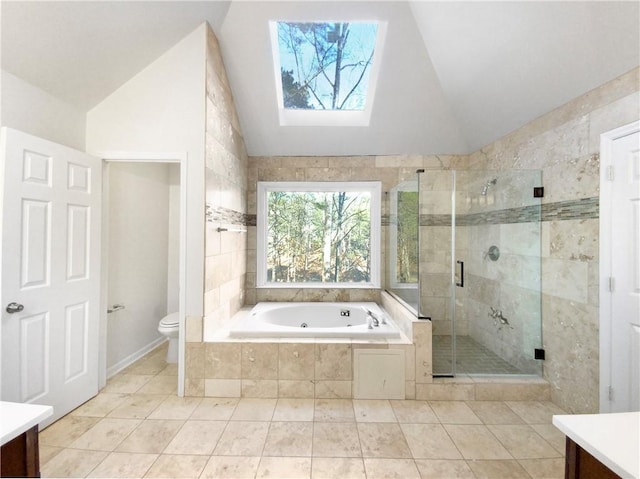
[2, 1, 638, 156]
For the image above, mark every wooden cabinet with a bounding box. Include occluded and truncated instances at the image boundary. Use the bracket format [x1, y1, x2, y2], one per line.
[564, 436, 621, 479]
[1, 426, 41, 478]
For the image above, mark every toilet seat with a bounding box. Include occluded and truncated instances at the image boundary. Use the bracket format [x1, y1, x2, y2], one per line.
[159, 312, 179, 329]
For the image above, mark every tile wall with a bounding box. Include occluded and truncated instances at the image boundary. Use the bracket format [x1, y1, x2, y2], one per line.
[465, 67, 640, 413]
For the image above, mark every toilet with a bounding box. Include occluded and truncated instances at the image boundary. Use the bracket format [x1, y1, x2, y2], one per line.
[158, 312, 179, 363]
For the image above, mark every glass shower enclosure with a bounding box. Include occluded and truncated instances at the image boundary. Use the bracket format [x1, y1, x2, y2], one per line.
[386, 169, 543, 377]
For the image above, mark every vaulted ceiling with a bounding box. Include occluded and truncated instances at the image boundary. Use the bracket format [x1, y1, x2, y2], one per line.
[2, 1, 638, 156]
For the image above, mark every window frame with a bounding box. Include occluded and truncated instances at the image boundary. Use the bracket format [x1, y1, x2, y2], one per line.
[388, 180, 419, 290]
[256, 181, 381, 289]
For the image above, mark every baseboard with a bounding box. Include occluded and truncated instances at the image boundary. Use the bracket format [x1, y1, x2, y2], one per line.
[106, 337, 167, 379]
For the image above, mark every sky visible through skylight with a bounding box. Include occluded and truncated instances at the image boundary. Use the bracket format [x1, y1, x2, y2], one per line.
[277, 22, 378, 111]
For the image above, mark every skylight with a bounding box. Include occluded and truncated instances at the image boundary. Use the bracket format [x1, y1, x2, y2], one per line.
[270, 21, 386, 126]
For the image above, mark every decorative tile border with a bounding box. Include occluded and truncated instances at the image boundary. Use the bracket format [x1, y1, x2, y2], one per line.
[206, 203, 252, 225]
[419, 197, 598, 226]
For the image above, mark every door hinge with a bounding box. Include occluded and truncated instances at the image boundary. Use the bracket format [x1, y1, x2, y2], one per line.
[608, 276, 615, 292]
[608, 386, 614, 401]
[607, 165, 614, 181]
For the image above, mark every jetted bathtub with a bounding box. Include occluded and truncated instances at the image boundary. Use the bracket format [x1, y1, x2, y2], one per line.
[229, 302, 401, 339]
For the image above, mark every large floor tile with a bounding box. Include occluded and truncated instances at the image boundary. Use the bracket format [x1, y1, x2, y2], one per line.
[311, 458, 366, 479]
[273, 398, 315, 421]
[115, 419, 184, 454]
[314, 398, 355, 422]
[466, 459, 531, 478]
[444, 425, 512, 460]
[41, 448, 107, 478]
[353, 400, 397, 422]
[102, 374, 154, 394]
[39, 415, 101, 448]
[505, 401, 566, 424]
[107, 394, 168, 419]
[87, 451, 158, 478]
[68, 418, 141, 451]
[263, 421, 313, 456]
[256, 457, 311, 478]
[400, 423, 462, 460]
[312, 422, 361, 457]
[163, 420, 227, 455]
[489, 424, 561, 459]
[429, 401, 483, 424]
[519, 457, 565, 479]
[230, 398, 277, 421]
[200, 456, 261, 479]
[414, 459, 475, 479]
[143, 454, 209, 478]
[71, 393, 130, 418]
[389, 400, 439, 423]
[363, 458, 421, 479]
[213, 421, 270, 456]
[147, 395, 202, 420]
[190, 397, 239, 420]
[532, 423, 567, 454]
[357, 423, 412, 459]
[465, 401, 526, 424]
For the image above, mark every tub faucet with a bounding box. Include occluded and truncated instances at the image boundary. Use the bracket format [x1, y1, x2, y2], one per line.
[362, 307, 379, 328]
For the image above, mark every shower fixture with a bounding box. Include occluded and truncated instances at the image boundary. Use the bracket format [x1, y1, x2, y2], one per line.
[481, 178, 497, 196]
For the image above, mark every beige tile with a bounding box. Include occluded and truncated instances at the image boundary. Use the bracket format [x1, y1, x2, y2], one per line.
[363, 458, 421, 479]
[400, 423, 462, 460]
[429, 401, 482, 424]
[103, 374, 154, 394]
[214, 421, 270, 456]
[532, 424, 567, 455]
[40, 448, 107, 478]
[390, 400, 439, 423]
[465, 401, 526, 425]
[200, 455, 261, 479]
[358, 423, 412, 459]
[147, 395, 202, 420]
[353, 400, 397, 422]
[39, 445, 63, 466]
[87, 451, 158, 478]
[242, 343, 278, 379]
[312, 422, 361, 457]
[158, 363, 178, 376]
[263, 422, 313, 456]
[467, 459, 530, 478]
[39, 415, 101, 447]
[315, 380, 352, 398]
[444, 425, 512, 460]
[489, 425, 561, 459]
[71, 393, 129, 417]
[273, 398, 314, 421]
[519, 458, 565, 479]
[69, 418, 141, 451]
[475, 382, 551, 401]
[311, 457, 366, 479]
[315, 344, 352, 380]
[163, 420, 227, 455]
[185, 378, 205, 397]
[107, 394, 167, 419]
[416, 383, 475, 401]
[279, 343, 315, 380]
[278, 380, 315, 398]
[115, 419, 183, 453]
[137, 375, 178, 395]
[231, 398, 277, 420]
[205, 378, 242, 397]
[314, 398, 355, 422]
[506, 401, 566, 424]
[205, 342, 241, 379]
[241, 379, 278, 398]
[256, 457, 311, 478]
[143, 454, 209, 478]
[414, 459, 475, 479]
[190, 397, 239, 420]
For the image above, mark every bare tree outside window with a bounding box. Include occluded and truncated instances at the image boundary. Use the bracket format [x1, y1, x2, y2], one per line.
[277, 22, 378, 110]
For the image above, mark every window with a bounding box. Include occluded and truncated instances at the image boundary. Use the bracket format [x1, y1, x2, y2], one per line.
[388, 180, 419, 289]
[257, 181, 381, 288]
[269, 21, 387, 126]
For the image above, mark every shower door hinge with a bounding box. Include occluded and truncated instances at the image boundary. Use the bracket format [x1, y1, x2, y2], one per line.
[534, 348, 545, 360]
[607, 165, 614, 181]
[608, 276, 615, 292]
[533, 187, 544, 198]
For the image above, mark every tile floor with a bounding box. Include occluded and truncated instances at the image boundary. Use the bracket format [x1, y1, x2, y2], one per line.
[39, 344, 568, 478]
[433, 336, 524, 375]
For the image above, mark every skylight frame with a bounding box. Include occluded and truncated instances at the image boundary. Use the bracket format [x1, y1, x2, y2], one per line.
[269, 20, 388, 127]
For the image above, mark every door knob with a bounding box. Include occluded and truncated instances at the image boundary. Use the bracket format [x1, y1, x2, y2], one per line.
[6, 302, 24, 314]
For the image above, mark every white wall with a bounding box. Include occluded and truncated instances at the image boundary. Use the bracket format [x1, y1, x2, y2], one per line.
[107, 162, 173, 370]
[86, 23, 206, 317]
[167, 164, 180, 313]
[1, 69, 86, 150]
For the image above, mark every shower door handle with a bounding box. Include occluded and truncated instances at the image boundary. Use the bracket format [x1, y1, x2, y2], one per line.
[456, 260, 464, 287]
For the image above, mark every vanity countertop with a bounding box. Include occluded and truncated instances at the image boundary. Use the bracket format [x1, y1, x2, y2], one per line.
[553, 411, 639, 479]
[0, 401, 53, 444]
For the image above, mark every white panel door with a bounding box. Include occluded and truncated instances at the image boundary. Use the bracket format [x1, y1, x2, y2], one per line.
[610, 129, 640, 412]
[1, 128, 101, 426]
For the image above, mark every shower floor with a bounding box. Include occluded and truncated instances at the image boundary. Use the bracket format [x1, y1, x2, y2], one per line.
[433, 335, 523, 375]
